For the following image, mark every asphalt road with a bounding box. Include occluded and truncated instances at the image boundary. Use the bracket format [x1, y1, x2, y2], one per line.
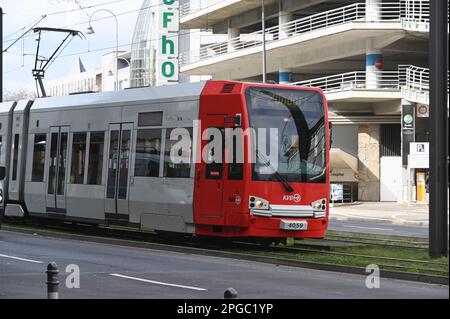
[0, 230, 447, 299]
[328, 219, 429, 238]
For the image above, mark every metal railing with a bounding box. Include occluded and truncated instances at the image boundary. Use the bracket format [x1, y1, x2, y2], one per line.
[402, 65, 430, 104]
[180, 1, 429, 67]
[292, 71, 404, 92]
[291, 65, 431, 104]
[180, 0, 223, 18]
[180, 2, 191, 17]
[401, 0, 430, 23]
[405, 65, 429, 93]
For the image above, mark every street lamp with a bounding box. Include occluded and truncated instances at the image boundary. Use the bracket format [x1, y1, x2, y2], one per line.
[87, 9, 119, 91]
[107, 57, 131, 89]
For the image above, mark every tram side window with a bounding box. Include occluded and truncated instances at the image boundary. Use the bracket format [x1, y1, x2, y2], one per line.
[87, 132, 104, 185]
[164, 128, 192, 178]
[12, 134, 19, 181]
[138, 111, 163, 127]
[70, 133, 87, 184]
[32, 134, 47, 182]
[205, 128, 224, 180]
[135, 129, 161, 177]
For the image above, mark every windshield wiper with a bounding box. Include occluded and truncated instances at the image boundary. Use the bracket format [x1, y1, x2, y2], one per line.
[256, 150, 294, 193]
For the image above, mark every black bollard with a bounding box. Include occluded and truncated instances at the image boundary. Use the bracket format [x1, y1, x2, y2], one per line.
[46, 262, 59, 299]
[224, 288, 238, 299]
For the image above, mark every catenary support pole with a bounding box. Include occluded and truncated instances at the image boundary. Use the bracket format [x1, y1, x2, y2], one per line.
[1, 7, 3, 102]
[261, 0, 267, 84]
[429, 0, 448, 258]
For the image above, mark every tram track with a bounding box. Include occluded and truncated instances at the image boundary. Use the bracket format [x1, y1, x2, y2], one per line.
[1, 217, 448, 284]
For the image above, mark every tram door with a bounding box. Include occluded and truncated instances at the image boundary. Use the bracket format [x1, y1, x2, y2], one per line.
[46, 126, 70, 214]
[196, 116, 226, 224]
[105, 123, 133, 218]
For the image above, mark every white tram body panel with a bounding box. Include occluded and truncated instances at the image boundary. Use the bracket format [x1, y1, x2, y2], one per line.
[1, 82, 206, 234]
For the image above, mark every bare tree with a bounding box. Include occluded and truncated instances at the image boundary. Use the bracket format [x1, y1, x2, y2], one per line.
[2, 89, 37, 102]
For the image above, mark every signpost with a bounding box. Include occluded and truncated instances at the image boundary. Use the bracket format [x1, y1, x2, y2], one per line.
[401, 102, 415, 166]
[157, 0, 179, 85]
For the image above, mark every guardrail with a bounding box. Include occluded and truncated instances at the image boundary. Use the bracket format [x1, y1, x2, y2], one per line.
[402, 0, 429, 22]
[405, 65, 429, 93]
[180, 0, 223, 18]
[292, 71, 404, 92]
[402, 65, 430, 104]
[180, 1, 429, 67]
[291, 65, 431, 104]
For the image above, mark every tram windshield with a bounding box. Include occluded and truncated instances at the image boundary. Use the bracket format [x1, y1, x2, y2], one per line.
[246, 87, 327, 184]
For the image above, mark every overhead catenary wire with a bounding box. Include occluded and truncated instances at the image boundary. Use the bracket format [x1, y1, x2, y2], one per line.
[3, 0, 128, 18]
[3, 0, 223, 46]
[2, 15, 47, 53]
[3, 15, 46, 42]
[3, 27, 201, 75]
[3, 0, 222, 75]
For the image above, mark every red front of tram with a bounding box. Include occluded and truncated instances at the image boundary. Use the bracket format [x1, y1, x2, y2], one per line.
[194, 81, 330, 240]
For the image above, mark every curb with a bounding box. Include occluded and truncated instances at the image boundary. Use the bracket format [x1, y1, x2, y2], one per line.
[2, 225, 447, 286]
[329, 216, 428, 227]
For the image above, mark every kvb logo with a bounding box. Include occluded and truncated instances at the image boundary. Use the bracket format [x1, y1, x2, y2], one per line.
[283, 193, 301, 203]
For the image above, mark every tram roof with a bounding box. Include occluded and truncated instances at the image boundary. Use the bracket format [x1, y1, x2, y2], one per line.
[0, 101, 16, 115]
[30, 81, 207, 112]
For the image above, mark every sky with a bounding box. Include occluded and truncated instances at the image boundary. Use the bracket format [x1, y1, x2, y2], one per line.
[1, 0, 144, 93]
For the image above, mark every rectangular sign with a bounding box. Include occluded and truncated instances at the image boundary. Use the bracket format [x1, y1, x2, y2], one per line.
[157, 0, 179, 85]
[331, 184, 344, 201]
[330, 169, 358, 182]
[408, 155, 429, 168]
[410, 142, 429, 155]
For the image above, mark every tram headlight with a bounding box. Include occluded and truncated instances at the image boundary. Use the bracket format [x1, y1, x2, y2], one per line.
[311, 198, 326, 211]
[0, 190, 3, 203]
[249, 196, 269, 210]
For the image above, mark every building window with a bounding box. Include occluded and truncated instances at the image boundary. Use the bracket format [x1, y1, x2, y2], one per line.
[87, 132, 104, 185]
[32, 134, 46, 182]
[70, 133, 87, 184]
[12, 134, 19, 181]
[135, 129, 161, 177]
[164, 128, 192, 178]
[138, 111, 163, 127]
[228, 134, 243, 180]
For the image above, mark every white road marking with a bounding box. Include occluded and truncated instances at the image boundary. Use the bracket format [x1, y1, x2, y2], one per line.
[110, 273, 208, 291]
[330, 211, 393, 222]
[343, 225, 394, 231]
[0, 253, 44, 264]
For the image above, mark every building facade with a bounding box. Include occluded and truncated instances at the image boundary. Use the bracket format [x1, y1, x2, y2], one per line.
[48, 51, 131, 96]
[179, 0, 430, 203]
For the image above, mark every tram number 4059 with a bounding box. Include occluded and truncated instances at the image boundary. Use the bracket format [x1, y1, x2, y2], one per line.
[280, 220, 308, 231]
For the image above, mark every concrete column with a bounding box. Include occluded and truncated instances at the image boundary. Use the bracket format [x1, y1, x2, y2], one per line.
[358, 124, 380, 201]
[227, 27, 240, 52]
[366, 38, 383, 89]
[366, 0, 381, 21]
[279, 68, 293, 84]
[279, 11, 293, 39]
